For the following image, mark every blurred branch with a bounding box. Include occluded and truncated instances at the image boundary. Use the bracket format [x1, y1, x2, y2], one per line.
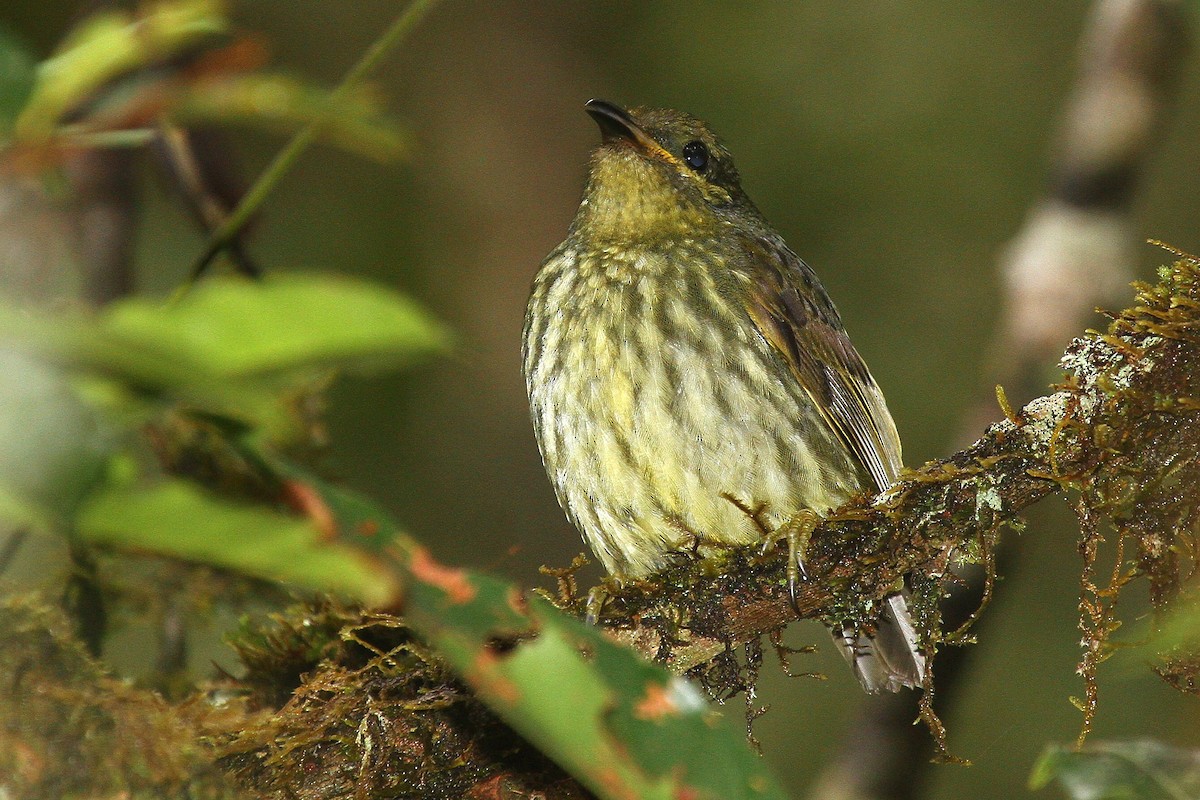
[63, 542, 107, 657]
[967, 0, 1189, 431]
[807, 4, 1194, 798]
[154, 125, 260, 278]
[0, 527, 28, 577]
[64, 146, 138, 306]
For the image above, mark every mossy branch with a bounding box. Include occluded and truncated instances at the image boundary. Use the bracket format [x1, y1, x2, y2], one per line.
[596, 253, 1200, 705]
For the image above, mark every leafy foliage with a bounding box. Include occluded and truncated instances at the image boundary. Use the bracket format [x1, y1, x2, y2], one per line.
[405, 559, 788, 800]
[0, 4, 795, 797]
[2, 0, 405, 159]
[77, 479, 402, 605]
[0, 272, 447, 593]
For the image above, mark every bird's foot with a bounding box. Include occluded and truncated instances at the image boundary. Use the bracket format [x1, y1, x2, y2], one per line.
[773, 509, 820, 613]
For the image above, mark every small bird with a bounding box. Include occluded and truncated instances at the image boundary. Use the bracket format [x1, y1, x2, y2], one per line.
[522, 99, 925, 692]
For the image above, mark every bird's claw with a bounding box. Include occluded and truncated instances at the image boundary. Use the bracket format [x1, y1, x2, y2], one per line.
[777, 509, 819, 615]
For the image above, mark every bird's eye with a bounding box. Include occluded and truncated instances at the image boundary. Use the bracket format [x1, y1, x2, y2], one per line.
[682, 140, 709, 171]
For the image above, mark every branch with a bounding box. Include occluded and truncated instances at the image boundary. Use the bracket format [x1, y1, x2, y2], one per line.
[600, 254, 1200, 680]
[965, 0, 1189, 436]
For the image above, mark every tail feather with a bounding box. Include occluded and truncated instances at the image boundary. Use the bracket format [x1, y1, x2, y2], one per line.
[834, 593, 926, 693]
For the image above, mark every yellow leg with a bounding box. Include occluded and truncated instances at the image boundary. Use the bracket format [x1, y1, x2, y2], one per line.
[776, 509, 820, 612]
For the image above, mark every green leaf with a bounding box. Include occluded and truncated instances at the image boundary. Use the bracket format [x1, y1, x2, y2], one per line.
[175, 74, 409, 162]
[404, 558, 787, 800]
[8, 0, 406, 162]
[0, 26, 36, 134]
[99, 273, 449, 380]
[262, 457, 408, 556]
[1031, 740, 1200, 800]
[76, 478, 401, 606]
[0, 350, 110, 532]
[0, 273, 447, 433]
[199, 429, 416, 556]
[14, 0, 228, 141]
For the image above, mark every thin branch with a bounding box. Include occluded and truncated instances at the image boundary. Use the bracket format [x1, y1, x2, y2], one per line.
[966, 0, 1188, 431]
[186, 0, 444, 279]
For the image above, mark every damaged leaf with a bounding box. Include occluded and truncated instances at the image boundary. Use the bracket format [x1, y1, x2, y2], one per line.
[403, 555, 787, 800]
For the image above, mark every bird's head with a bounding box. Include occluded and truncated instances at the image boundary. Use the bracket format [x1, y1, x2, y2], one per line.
[573, 100, 754, 243]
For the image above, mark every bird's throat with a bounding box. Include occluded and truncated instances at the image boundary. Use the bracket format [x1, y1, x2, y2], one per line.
[576, 149, 714, 244]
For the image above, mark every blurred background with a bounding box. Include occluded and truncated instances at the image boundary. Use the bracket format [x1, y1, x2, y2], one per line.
[4, 1, 1200, 798]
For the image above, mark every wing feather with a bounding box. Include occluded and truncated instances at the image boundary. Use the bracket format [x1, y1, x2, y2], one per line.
[739, 236, 902, 492]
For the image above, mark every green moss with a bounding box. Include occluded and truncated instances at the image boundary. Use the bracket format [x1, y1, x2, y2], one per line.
[216, 602, 585, 799]
[0, 594, 244, 799]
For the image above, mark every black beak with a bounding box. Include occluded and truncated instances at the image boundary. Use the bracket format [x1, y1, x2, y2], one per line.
[585, 99, 640, 143]
[584, 99, 662, 155]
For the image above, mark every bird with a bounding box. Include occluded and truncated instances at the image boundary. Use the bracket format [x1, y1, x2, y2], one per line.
[522, 99, 925, 693]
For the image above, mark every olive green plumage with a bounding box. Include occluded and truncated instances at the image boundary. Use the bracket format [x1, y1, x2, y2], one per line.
[522, 100, 924, 692]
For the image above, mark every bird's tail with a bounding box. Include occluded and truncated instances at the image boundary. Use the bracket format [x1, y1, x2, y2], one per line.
[834, 593, 926, 693]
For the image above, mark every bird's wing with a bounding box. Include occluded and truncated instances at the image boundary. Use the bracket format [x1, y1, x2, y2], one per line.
[738, 236, 902, 492]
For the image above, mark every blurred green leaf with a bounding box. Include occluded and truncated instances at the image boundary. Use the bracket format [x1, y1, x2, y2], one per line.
[1031, 740, 1200, 800]
[0, 349, 110, 532]
[176, 74, 409, 162]
[14, 0, 228, 141]
[100, 273, 449, 379]
[200, 427, 415, 555]
[0, 26, 36, 134]
[8, 0, 407, 162]
[404, 561, 787, 800]
[76, 478, 401, 606]
[0, 274, 447, 432]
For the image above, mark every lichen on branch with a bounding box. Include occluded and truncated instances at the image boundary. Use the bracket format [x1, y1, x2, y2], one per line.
[594, 251, 1200, 739]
